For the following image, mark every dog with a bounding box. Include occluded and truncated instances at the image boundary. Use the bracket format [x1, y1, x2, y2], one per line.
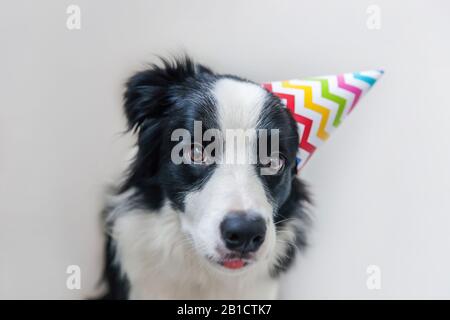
[100, 56, 311, 299]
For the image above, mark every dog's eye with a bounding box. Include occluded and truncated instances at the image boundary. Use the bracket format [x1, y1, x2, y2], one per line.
[189, 143, 209, 165]
[261, 154, 286, 175]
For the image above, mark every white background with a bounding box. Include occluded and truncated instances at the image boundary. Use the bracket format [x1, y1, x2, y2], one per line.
[1, 0, 449, 299]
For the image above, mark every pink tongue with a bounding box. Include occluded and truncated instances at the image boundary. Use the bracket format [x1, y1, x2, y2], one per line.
[223, 259, 245, 269]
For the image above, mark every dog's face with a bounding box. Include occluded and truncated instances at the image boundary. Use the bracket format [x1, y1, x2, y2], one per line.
[123, 58, 300, 273]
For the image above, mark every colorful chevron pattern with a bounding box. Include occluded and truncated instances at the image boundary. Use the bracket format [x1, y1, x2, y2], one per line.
[263, 70, 383, 172]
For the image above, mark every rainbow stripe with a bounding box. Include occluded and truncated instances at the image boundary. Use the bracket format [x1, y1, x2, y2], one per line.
[263, 70, 383, 172]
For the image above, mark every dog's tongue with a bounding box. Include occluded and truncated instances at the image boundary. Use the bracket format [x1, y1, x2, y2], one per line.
[223, 259, 245, 269]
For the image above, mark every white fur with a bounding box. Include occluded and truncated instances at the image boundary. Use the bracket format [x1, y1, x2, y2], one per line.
[213, 78, 268, 130]
[111, 202, 279, 299]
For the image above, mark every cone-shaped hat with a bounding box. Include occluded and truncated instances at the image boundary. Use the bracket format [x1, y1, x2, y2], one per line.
[263, 70, 384, 172]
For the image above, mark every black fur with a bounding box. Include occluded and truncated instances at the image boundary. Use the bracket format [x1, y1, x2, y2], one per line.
[99, 235, 130, 300]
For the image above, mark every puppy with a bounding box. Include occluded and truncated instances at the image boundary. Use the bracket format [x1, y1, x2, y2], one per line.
[100, 56, 311, 299]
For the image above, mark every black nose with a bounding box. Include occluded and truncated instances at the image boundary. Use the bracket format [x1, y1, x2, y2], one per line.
[220, 212, 266, 254]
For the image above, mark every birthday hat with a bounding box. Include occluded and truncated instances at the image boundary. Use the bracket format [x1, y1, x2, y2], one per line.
[262, 70, 384, 172]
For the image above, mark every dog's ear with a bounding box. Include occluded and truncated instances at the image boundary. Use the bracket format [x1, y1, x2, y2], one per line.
[123, 56, 213, 131]
[121, 57, 214, 191]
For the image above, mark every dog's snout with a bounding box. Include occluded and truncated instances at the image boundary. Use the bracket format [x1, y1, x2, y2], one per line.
[220, 212, 266, 254]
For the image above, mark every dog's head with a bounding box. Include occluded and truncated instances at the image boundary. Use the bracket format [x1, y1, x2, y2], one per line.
[122, 57, 309, 273]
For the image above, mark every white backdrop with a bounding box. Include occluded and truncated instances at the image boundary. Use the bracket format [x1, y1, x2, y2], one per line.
[1, 0, 450, 299]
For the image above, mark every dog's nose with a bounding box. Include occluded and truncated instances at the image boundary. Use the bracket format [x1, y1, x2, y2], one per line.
[220, 212, 266, 253]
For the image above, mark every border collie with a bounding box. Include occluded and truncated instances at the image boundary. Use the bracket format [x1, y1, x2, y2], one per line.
[100, 56, 311, 299]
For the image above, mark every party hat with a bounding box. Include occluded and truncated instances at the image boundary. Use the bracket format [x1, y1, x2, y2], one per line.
[262, 70, 383, 172]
